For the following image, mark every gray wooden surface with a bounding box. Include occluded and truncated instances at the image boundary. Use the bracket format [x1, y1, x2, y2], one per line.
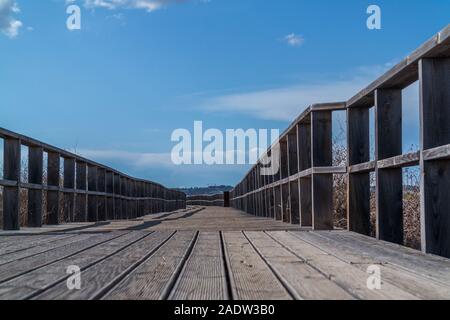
[0, 207, 449, 300]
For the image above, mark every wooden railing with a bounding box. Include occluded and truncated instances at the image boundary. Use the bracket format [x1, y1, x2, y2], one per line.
[0, 127, 186, 230]
[230, 25, 450, 258]
[186, 194, 224, 207]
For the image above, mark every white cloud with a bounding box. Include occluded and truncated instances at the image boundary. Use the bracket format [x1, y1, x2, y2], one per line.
[77, 149, 174, 168]
[0, 0, 22, 38]
[200, 63, 419, 122]
[283, 33, 304, 47]
[82, 0, 194, 12]
[200, 79, 368, 122]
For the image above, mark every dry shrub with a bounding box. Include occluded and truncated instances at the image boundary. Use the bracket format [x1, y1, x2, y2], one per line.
[403, 167, 421, 250]
[332, 145, 347, 229]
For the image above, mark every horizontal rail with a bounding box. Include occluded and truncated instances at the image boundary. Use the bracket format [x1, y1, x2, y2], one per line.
[186, 194, 225, 207]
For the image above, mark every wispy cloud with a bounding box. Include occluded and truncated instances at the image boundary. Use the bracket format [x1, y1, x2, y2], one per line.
[199, 62, 419, 122]
[76, 149, 173, 168]
[0, 0, 22, 38]
[82, 0, 206, 12]
[283, 33, 304, 47]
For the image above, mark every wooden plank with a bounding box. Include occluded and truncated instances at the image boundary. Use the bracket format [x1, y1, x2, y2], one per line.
[103, 231, 196, 300]
[28, 146, 43, 227]
[267, 231, 418, 300]
[97, 168, 107, 221]
[280, 139, 288, 179]
[289, 180, 299, 225]
[169, 232, 228, 300]
[0, 234, 80, 265]
[311, 102, 346, 112]
[0, 231, 148, 299]
[46, 152, 60, 225]
[281, 183, 290, 223]
[291, 231, 450, 300]
[299, 177, 312, 227]
[309, 100, 333, 231]
[348, 107, 370, 166]
[420, 58, 450, 258]
[348, 161, 376, 173]
[0, 234, 74, 254]
[312, 174, 333, 230]
[347, 107, 371, 236]
[63, 158, 76, 222]
[422, 144, 450, 161]
[422, 160, 450, 258]
[311, 110, 332, 167]
[33, 231, 174, 300]
[348, 173, 371, 236]
[87, 165, 98, 222]
[377, 152, 420, 169]
[375, 88, 402, 161]
[374, 88, 403, 245]
[287, 131, 298, 176]
[297, 123, 311, 172]
[222, 232, 291, 300]
[74, 161, 87, 222]
[3, 138, 21, 230]
[376, 168, 403, 244]
[318, 231, 450, 286]
[245, 231, 353, 300]
[420, 58, 450, 150]
[274, 186, 282, 221]
[0, 232, 125, 284]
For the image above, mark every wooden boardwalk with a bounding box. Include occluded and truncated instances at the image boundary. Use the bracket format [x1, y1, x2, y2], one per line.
[0, 207, 449, 300]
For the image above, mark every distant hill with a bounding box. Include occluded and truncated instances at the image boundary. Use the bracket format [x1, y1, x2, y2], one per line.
[176, 185, 233, 196]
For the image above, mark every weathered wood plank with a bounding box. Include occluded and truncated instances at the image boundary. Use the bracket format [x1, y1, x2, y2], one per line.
[0, 231, 148, 299]
[347, 107, 371, 236]
[0, 234, 74, 255]
[422, 144, 450, 161]
[103, 231, 196, 300]
[46, 152, 60, 225]
[0, 232, 126, 284]
[222, 231, 291, 300]
[299, 177, 312, 227]
[3, 138, 21, 230]
[169, 232, 228, 300]
[34, 231, 174, 300]
[290, 231, 450, 300]
[28, 147, 43, 227]
[318, 231, 450, 286]
[0, 234, 79, 265]
[245, 231, 353, 300]
[267, 231, 418, 299]
[420, 58, 450, 258]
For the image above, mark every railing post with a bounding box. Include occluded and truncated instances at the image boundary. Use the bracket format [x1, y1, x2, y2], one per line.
[419, 58, 450, 258]
[280, 139, 289, 222]
[106, 171, 114, 220]
[47, 152, 60, 225]
[75, 161, 87, 222]
[347, 107, 371, 235]
[298, 121, 312, 227]
[87, 165, 98, 222]
[63, 157, 75, 223]
[3, 138, 21, 230]
[97, 168, 106, 221]
[113, 173, 121, 219]
[311, 110, 333, 230]
[375, 88, 403, 244]
[287, 130, 300, 224]
[28, 146, 43, 227]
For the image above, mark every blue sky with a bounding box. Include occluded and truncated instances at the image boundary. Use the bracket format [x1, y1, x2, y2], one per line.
[1, 0, 449, 187]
